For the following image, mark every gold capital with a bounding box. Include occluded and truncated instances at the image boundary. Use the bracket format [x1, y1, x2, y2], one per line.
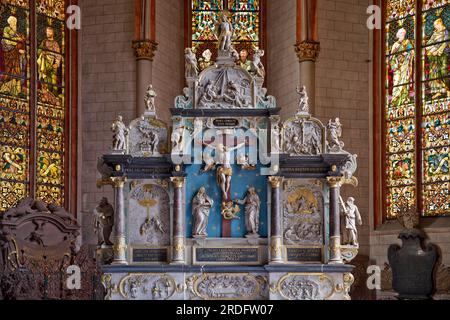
[268, 176, 283, 188]
[326, 176, 359, 188]
[111, 176, 127, 188]
[171, 177, 185, 188]
[295, 40, 320, 62]
[132, 39, 158, 61]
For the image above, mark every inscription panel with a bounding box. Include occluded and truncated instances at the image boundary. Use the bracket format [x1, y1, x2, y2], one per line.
[193, 247, 261, 265]
[131, 248, 169, 264]
[285, 247, 323, 263]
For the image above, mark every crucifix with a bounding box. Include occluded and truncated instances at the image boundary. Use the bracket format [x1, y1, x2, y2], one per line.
[203, 131, 246, 237]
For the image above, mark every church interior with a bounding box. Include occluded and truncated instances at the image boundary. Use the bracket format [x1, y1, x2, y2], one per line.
[0, 0, 449, 301]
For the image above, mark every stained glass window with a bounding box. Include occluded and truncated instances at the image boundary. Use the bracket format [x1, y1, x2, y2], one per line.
[384, 0, 450, 218]
[191, 0, 263, 71]
[0, 0, 71, 211]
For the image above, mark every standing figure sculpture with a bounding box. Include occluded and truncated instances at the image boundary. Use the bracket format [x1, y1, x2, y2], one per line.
[327, 118, 344, 152]
[236, 187, 261, 237]
[94, 198, 115, 246]
[192, 187, 214, 237]
[216, 13, 234, 53]
[296, 85, 309, 114]
[144, 84, 157, 112]
[111, 115, 128, 151]
[250, 49, 265, 78]
[185, 48, 198, 78]
[339, 196, 362, 246]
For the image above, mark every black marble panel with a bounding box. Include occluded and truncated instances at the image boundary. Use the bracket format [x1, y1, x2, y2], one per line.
[195, 247, 260, 264]
[132, 248, 168, 263]
[286, 247, 322, 263]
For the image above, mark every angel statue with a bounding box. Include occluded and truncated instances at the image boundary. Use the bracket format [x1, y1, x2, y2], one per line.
[144, 84, 157, 112]
[296, 85, 309, 114]
[216, 13, 234, 53]
[185, 48, 198, 78]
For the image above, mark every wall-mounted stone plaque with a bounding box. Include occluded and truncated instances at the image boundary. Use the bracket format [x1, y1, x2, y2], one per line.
[131, 247, 169, 264]
[193, 247, 261, 265]
[285, 247, 322, 263]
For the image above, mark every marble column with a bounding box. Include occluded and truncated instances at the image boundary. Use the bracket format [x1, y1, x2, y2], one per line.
[327, 177, 343, 264]
[295, 0, 320, 112]
[171, 177, 186, 264]
[269, 176, 283, 264]
[133, 0, 158, 117]
[111, 177, 127, 265]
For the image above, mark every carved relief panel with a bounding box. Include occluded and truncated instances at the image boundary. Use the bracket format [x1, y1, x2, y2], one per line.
[127, 180, 171, 247]
[282, 179, 325, 246]
[128, 117, 169, 157]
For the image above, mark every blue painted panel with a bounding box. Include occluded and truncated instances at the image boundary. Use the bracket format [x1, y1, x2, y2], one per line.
[185, 164, 268, 238]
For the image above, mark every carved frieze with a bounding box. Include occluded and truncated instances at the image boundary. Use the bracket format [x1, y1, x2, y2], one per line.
[186, 273, 268, 300]
[119, 274, 177, 300]
[128, 116, 169, 157]
[275, 273, 334, 300]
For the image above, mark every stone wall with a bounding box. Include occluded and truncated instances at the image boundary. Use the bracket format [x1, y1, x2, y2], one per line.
[266, 0, 299, 117]
[79, 0, 183, 244]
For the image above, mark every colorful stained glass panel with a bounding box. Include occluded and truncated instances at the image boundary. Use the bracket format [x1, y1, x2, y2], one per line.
[231, 12, 259, 42]
[422, 113, 450, 149]
[1, 181, 28, 211]
[387, 101, 416, 120]
[423, 0, 449, 11]
[386, 118, 416, 153]
[0, 108, 30, 146]
[229, 0, 259, 11]
[386, 83, 416, 107]
[192, 11, 219, 41]
[36, 0, 65, 20]
[192, 0, 224, 11]
[387, 152, 416, 187]
[386, 18, 416, 56]
[36, 184, 63, 206]
[0, 145, 28, 181]
[423, 182, 450, 216]
[37, 116, 64, 152]
[387, 185, 416, 219]
[422, 4, 450, 46]
[36, 150, 63, 185]
[387, 0, 416, 21]
[423, 146, 449, 183]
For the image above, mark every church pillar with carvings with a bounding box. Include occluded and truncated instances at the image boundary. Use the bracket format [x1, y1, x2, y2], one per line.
[295, 0, 320, 113]
[269, 176, 283, 264]
[327, 177, 343, 264]
[171, 177, 186, 264]
[133, 0, 158, 116]
[111, 177, 127, 265]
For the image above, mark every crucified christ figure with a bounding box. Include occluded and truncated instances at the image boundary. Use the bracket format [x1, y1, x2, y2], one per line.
[204, 141, 245, 199]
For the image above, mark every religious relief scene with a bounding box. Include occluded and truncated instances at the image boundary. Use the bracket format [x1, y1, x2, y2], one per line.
[0, 0, 449, 306]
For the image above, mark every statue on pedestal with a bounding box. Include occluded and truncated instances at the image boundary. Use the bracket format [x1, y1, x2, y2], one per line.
[192, 187, 214, 237]
[94, 197, 115, 246]
[296, 85, 309, 114]
[144, 85, 157, 113]
[111, 115, 128, 152]
[327, 118, 344, 152]
[185, 48, 198, 78]
[339, 196, 362, 246]
[236, 187, 261, 237]
[216, 13, 234, 53]
[250, 49, 265, 78]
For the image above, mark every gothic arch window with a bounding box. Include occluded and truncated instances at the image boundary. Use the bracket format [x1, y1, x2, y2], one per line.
[187, 0, 266, 71]
[0, 0, 77, 212]
[381, 0, 449, 220]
